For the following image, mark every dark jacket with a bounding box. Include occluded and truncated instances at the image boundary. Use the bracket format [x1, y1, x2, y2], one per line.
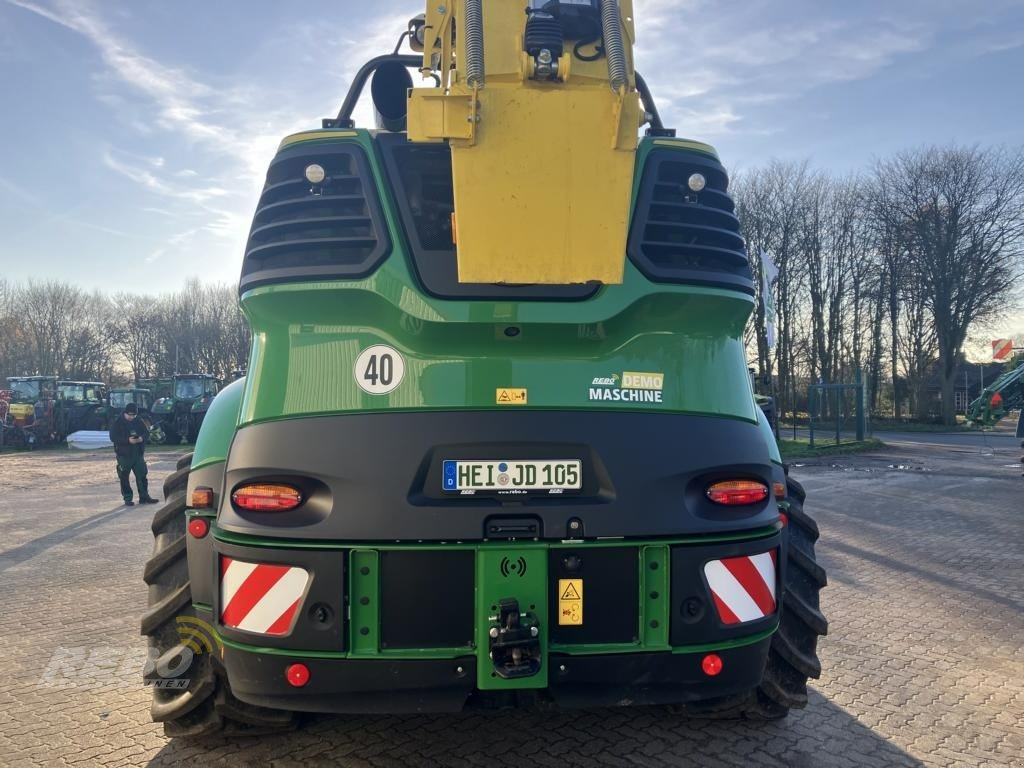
[109, 415, 147, 461]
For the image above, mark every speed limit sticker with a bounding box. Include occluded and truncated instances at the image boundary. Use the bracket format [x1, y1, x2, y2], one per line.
[354, 345, 405, 395]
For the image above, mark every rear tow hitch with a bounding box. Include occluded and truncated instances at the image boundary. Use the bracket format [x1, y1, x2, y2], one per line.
[488, 598, 541, 679]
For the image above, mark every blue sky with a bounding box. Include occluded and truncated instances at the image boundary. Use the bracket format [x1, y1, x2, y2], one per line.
[1, 0, 1023, 326]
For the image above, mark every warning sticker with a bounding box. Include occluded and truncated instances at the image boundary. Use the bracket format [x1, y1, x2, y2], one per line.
[496, 388, 528, 405]
[558, 578, 583, 626]
[622, 371, 664, 390]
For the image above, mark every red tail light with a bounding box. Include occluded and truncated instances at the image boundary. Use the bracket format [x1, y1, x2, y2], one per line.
[232, 484, 303, 512]
[706, 480, 769, 506]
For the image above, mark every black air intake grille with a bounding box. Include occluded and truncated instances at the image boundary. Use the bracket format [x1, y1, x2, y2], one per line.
[240, 142, 390, 292]
[628, 150, 752, 294]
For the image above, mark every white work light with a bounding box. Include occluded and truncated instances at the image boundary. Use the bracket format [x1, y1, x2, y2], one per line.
[304, 164, 326, 184]
[687, 173, 706, 192]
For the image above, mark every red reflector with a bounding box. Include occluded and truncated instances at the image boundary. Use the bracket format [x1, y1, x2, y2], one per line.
[187, 518, 209, 538]
[191, 486, 214, 508]
[779, 511, 788, 527]
[706, 480, 769, 506]
[286, 663, 310, 688]
[232, 484, 303, 512]
[701, 653, 723, 677]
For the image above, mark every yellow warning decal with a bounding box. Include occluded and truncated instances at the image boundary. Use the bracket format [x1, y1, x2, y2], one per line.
[558, 579, 583, 626]
[496, 388, 527, 405]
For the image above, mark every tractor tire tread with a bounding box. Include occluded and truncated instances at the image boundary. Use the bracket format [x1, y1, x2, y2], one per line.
[785, 500, 819, 541]
[163, 466, 190, 500]
[140, 582, 191, 637]
[150, 493, 187, 535]
[143, 535, 186, 584]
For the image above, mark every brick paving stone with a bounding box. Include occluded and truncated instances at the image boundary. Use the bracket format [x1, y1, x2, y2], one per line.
[0, 442, 1021, 767]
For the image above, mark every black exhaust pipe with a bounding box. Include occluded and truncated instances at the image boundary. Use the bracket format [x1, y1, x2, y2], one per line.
[371, 60, 413, 133]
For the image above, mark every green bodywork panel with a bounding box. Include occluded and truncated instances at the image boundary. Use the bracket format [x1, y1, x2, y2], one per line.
[192, 377, 245, 469]
[757, 404, 783, 465]
[231, 131, 759, 428]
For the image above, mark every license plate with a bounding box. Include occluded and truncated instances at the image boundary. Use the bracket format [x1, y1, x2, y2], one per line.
[442, 460, 582, 492]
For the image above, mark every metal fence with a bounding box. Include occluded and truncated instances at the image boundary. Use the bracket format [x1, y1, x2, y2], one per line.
[808, 371, 868, 447]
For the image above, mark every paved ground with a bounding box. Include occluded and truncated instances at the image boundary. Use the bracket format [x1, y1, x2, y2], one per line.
[0, 439, 1021, 767]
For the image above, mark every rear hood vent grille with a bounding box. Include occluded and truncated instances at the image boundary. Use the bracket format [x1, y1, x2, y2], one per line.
[241, 142, 390, 292]
[628, 150, 752, 294]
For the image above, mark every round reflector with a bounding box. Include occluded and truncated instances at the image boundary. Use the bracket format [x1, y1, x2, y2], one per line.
[232, 484, 303, 512]
[187, 518, 209, 538]
[706, 480, 769, 506]
[286, 663, 310, 687]
[701, 653, 723, 676]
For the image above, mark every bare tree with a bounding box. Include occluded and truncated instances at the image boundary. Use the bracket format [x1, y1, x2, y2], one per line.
[0, 280, 33, 382]
[109, 293, 163, 380]
[735, 160, 812, 419]
[875, 146, 1024, 425]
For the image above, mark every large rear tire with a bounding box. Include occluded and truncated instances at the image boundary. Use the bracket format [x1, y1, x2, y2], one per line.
[140, 461, 297, 736]
[676, 475, 828, 719]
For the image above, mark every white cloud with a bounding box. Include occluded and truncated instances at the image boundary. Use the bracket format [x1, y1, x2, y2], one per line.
[3, 0, 414, 280]
[7, 0, 235, 149]
[101, 149, 228, 204]
[633, 2, 932, 139]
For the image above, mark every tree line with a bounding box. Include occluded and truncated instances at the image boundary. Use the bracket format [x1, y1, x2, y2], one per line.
[0, 278, 250, 386]
[2, 143, 1021, 425]
[737, 144, 1024, 426]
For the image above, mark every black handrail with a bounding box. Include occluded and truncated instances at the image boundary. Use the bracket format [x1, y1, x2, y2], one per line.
[635, 72, 674, 137]
[325, 54, 423, 129]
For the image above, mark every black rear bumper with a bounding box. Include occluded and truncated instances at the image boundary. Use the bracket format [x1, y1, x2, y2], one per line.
[215, 410, 781, 542]
[221, 640, 772, 713]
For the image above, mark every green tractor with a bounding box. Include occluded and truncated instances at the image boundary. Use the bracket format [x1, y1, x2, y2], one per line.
[137, 378, 174, 400]
[56, 380, 109, 435]
[150, 374, 220, 445]
[108, 387, 154, 428]
[143, 2, 826, 736]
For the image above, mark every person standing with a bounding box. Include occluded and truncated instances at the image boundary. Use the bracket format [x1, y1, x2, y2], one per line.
[109, 402, 158, 506]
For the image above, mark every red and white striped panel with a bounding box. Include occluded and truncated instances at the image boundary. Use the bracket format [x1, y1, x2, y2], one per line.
[220, 557, 309, 636]
[704, 551, 777, 625]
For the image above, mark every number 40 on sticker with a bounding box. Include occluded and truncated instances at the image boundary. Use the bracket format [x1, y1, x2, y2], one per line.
[354, 345, 405, 395]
